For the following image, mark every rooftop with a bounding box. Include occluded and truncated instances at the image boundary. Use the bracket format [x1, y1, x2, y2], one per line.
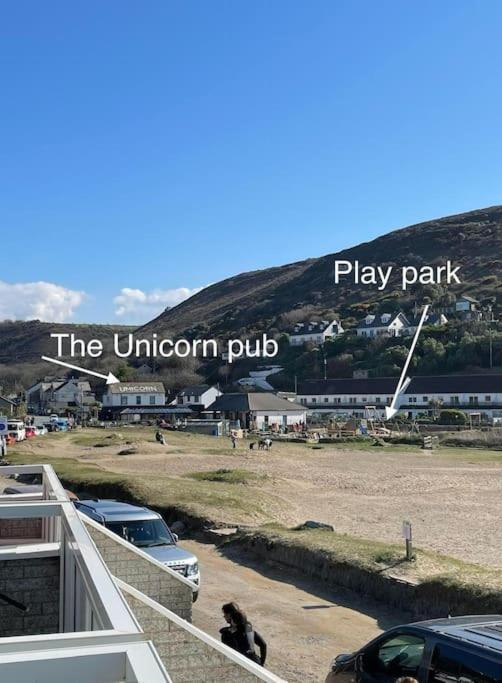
[107, 382, 165, 394]
[208, 392, 305, 412]
[355, 312, 405, 329]
[289, 320, 338, 335]
[177, 384, 211, 396]
[298, 374, 502, 395]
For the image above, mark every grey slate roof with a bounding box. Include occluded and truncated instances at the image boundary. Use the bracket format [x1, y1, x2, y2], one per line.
[207, 392, 305, 413]
[298, 375, 502, 395]
[355, 313, 407, 329]
[178, 384, 211, 397]
[289, 320, 340, 335]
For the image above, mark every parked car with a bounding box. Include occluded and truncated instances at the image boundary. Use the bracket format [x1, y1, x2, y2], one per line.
[325, 615, 502, 683]
[75, 499, 200, 599]
[25, 426, 36, 438]
[7, 420, 26, 442]
[35, 425, 48, 436]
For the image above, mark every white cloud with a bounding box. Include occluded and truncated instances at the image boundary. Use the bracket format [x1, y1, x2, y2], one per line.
[0, 280, 85, 322]
[114, 285, 205, 320]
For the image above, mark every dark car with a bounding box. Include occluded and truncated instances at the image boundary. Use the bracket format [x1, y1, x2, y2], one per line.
[326, 615, 502, 683]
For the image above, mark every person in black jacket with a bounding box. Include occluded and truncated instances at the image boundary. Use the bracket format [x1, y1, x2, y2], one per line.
[220, 602, 267, 666]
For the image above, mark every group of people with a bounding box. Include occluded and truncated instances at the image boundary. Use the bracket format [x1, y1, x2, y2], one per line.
[219, 602, 267, 666]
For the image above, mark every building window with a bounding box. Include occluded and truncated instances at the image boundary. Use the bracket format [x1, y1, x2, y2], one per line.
[324, 397, 329, 403]
[375, 397, 381, 403]
[150, 395, 156, 405]
[468, 396, 479, 405]
[409, 397, 417, 403]
[422, 396, 428, 402]
[485, 395, 492, 402]
[120, 396, 128, 406]
[450, 396, 459, 405]
[136, 395, 141, 405]
[311, 398, 317, 404]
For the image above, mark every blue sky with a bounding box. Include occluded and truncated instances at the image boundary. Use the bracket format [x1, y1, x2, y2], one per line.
[1, 1, 502, 324]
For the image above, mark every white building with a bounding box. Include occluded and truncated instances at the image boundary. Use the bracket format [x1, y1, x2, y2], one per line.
[404, 311, 448, 335]
[0, 464, 285, 683]
[103, 382, 166, 411]
[207, 392, 307, 430]
[297, 375, 502, 421]
[176, 384, 221, 408]
[26, 379, 95, 415]
[288, 320, 344, 346]
[355, 312, 408, 338]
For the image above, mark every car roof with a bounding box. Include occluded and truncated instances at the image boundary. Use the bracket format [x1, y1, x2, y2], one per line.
[76, 499, 160, 521]
[409, 616, 502, 654]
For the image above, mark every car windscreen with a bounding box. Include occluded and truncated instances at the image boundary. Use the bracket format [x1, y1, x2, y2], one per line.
[105, 518, 175, 547]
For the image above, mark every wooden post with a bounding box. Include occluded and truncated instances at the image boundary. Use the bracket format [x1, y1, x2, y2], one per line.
[402, 520, 413, 561]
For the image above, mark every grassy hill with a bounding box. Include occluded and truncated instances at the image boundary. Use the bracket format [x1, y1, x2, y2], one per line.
[0, 321, 134, 392]
[140, 205, 502, 339]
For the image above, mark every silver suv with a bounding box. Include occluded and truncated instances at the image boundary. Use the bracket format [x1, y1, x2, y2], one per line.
[75, 499, 200, 597]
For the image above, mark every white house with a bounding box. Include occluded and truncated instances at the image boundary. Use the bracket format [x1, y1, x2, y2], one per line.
[207, 392, 307, 430]
[51, 380, 95, 412]
[26, 379, 66, 413]
[176, 384, 222, 408]
[404, 311, 448, 335]
[288, 320, 344, 346]
[297, 375, 502, 421]
[355, 312, 408, 337]
[103, 382, 166, 411]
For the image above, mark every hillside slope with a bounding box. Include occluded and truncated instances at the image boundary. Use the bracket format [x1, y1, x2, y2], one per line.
[0, 321, 133, 364]
[141, 206, 502, 338]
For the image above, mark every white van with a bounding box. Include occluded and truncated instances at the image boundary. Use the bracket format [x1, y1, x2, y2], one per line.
[8, 421, 26, 442]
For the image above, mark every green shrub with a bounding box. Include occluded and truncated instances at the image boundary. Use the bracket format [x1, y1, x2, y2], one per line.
[438, 409, 468, 425]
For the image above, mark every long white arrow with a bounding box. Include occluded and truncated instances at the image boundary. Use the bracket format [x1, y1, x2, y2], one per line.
[41, 356, 120, 385]
[385, 304, 430, 420]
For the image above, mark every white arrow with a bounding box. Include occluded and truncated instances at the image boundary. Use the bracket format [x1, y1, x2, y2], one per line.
[41, 356, 120, 385]
[385, 304, 430, 420]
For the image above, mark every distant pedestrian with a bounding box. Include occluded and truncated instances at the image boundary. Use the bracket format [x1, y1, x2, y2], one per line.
[155, 430, 166, 446]
[230, 433, 237, 449]
[220, 602, 266, 665]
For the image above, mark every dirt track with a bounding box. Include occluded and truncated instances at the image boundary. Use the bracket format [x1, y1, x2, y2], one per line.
[184, 538, 407, 683]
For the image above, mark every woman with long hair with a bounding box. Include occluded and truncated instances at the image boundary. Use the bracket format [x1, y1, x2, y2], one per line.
[220, 602, 267, 665]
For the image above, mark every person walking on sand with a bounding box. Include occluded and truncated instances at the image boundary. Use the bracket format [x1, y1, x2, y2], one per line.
[220, 602, 267, 665]
[230, 433, 237, 449]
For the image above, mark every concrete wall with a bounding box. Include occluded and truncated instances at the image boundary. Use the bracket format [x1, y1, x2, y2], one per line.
[84, 519, 193, 621]
[0, 556, 59, 637]
[122, 587, 283, 683]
